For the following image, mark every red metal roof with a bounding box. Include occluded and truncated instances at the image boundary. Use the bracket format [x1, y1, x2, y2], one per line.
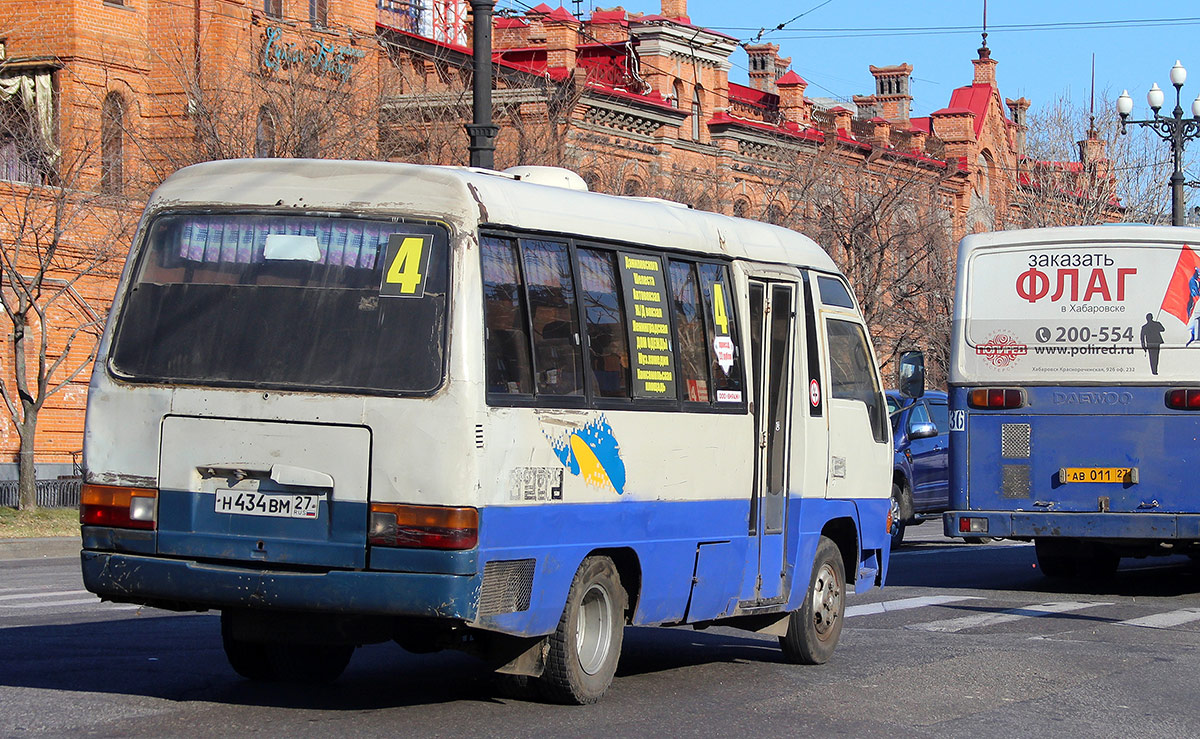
[729, 82, 777, 108]
[775, 71, 806, 86]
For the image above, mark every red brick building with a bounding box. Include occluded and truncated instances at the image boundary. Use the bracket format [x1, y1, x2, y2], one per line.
[0, 0, 1115, 476]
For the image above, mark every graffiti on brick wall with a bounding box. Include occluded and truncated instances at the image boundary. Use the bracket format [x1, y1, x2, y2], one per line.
[260, 26, 366, 84]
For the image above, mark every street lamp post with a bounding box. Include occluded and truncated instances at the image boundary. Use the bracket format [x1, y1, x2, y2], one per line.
[1118, 61, 1200, 226]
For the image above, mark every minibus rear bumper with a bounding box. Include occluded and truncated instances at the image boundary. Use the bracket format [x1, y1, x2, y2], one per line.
[81, 549, 479, 619]
[944, 511, 1200, 540]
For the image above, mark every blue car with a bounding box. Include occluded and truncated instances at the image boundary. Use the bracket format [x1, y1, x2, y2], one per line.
[885, 390, 949, 546]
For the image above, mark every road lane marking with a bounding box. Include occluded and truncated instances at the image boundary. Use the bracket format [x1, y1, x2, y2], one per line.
[907, 601, 1110, 633]
[0, 589, 86, 601]
[1120, 608, 1200, 629]
[2, 597, 104, 609]
[846, 595, 983, 618]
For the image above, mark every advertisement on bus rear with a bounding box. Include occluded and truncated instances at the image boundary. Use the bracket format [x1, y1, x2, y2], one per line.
[960, 241, 1200, 382]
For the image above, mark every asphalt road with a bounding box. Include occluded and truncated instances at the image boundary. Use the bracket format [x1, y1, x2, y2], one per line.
[3, 528, 1200, 737]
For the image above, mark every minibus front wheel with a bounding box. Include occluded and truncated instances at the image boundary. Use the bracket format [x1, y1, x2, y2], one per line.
[780, 535, 845, 664]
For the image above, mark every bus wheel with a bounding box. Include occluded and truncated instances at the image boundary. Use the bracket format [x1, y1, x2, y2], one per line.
[1034, 538, 1077, 579]
[540, 556, 626, 705]
[889, 484, 907, 548]
[220, 610, 276, 682]
[780, 535, 845, 665]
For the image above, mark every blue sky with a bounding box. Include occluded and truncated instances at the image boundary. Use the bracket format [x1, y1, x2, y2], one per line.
[531, 0, 1200, 120]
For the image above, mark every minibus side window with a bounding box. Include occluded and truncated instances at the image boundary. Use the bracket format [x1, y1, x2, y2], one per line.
[579, 248, 631, 398]
[482, 236, 534, 394]
[668, 260, 710, 402]
[698, 263, 744, 402]
[817, 276, 855, 309]
[826, 318, 887, 442]
[522, 239, 584, 397]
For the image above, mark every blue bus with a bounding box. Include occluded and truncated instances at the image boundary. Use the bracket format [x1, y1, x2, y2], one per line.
[80, 160, 893, 703]
[942, 224, 1200, 578]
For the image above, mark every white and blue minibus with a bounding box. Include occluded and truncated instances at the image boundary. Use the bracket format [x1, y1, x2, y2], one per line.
[80, 159, 892, 702]
[944, 224, 1200, 578]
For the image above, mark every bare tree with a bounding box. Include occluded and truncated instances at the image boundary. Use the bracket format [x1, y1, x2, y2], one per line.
[0, 106, 132, 508]
[1019, 91, 1174, 226]
[134, 19, 383, 180]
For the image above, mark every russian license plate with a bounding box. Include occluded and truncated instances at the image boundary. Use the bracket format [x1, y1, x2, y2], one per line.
[215, 489, 321, 519]
[1058, 467, 1138, 484]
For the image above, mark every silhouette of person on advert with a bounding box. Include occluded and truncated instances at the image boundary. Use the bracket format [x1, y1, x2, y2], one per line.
[1141, 313, 1165, 375]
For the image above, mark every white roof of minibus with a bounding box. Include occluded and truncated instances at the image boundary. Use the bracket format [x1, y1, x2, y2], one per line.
[958, 223, 1200, 256]
[147, 159, 839, 273]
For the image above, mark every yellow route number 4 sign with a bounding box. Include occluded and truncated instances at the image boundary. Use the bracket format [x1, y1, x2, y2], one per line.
[380, 233, 433, 298]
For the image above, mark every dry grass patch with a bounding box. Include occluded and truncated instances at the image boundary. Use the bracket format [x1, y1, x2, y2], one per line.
[0, 507, 80, 538]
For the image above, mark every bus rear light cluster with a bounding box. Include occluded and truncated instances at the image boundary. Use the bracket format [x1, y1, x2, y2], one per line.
[1165, 389, 1200, 410]
[967, 388, 1025, 410]
[80, 484, 158, 530]
[959, 517, 989, 534]
[368, 503, 478, 550]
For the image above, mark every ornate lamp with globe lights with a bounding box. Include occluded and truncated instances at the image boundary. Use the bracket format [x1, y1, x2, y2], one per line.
[1117, 60, 1200, 226]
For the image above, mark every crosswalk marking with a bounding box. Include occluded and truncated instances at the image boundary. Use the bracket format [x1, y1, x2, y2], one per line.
[0, 589, 86, 602]
[907, 601, 1110, 633]
[846, 595, 982, 618]
[3, 597, 104, 609]
[1120, 608, 1200, 629]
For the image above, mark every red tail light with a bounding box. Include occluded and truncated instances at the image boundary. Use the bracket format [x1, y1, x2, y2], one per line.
[967, 387, 1025, 409]
[369, 503, 478, 550]
[80, 484, 157, 530]
[1166, 388, 1200, 410]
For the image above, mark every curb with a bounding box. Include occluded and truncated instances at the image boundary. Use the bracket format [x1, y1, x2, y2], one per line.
[0, 537, 81, 562]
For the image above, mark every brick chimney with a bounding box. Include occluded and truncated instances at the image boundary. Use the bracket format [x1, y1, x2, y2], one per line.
[661, 0, 688, 20]
[909, 127, 927, 154]
[973, 44, 998, 86]
[776, 71, 809, 125]
[869, 64, 913, 124]
[830, 106, 853, 135]
[543, 8, 579, 71]
[745, 43, 791, 93]
[871, 117, 892, 148]
[1006, 96, 1030, 158]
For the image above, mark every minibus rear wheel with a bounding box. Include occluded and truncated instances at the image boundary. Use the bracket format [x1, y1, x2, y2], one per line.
[539, 555, 626, 704]
[780, 535, 845, 665]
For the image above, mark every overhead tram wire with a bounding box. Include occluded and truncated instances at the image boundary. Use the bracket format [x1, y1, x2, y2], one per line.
[710, 15, 1200, 36]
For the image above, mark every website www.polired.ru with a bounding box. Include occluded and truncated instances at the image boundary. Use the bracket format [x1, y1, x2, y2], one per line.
[1032, 345, 1137, 358]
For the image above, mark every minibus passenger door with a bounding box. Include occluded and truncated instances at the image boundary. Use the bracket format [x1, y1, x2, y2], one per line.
[748, 281, 796, 602]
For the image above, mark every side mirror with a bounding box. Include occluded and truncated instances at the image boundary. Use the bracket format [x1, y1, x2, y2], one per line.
[908, 421, 937, 440]
[898, 350, 925, 399]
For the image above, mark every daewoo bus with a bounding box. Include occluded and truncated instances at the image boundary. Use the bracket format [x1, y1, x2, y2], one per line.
[944, 224, 1200, 578]
[81, 159, 892, 703]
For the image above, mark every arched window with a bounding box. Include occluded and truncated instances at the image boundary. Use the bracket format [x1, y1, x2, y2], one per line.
[976, 151, 992, 203]
[101, 92, 125, 194]
[309, 0, 328, 28]
[623, 179, 642, 197]
[255, 106, 277, 158]
[766, 202, 784, 225]
[582, 170, 601, 191]
[672, 80, 683, 109]
[733, 198, 749, 218]
[691, 86, 703, 141]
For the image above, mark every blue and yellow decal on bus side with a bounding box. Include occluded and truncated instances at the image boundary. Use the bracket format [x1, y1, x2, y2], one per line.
[544, 414, 627, 495]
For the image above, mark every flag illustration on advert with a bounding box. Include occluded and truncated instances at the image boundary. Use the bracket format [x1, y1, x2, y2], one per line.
[1160, 243, 1200, 324]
